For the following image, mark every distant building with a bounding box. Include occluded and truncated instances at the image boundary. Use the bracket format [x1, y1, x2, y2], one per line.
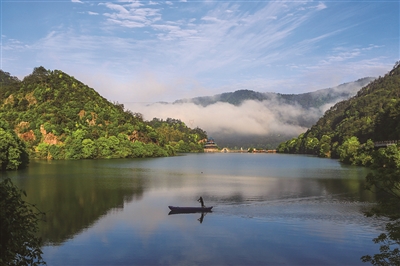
[204, 138, 218, 152]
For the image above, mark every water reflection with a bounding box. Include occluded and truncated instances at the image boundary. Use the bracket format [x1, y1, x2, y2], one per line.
[198, 212, 207, 223]
[4, 153, 378, 261]
[6, 159, 148, 245]
[168, 211, 210, 224]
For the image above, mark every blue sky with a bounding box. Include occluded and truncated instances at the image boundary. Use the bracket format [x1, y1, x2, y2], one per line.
[1, 0, 399, 103]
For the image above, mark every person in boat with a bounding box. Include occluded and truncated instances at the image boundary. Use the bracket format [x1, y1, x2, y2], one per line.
[197, 196, 205, 208]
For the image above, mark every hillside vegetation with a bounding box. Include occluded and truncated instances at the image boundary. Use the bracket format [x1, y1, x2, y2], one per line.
[0, 67, 207, 168]
[277, 62, 400, 165]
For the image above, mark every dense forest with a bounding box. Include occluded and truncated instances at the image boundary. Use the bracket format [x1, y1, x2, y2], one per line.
[277, 62, 400, 166]
[0, 67, 207, 170]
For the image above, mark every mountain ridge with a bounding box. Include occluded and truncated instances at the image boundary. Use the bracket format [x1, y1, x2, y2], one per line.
[174, 77, 375, 109]
[167, 77, 375, 149]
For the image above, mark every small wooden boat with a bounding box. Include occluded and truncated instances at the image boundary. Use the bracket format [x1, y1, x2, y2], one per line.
[168, 206, 213, 213]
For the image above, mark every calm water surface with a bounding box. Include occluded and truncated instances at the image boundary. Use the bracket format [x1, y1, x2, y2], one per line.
[6, 153, 383, 265]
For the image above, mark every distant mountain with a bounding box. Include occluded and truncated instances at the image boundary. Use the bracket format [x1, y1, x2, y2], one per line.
[171, 78, 375, 149]
[277, 62, 400, 158]
[175, 77, 375, 109]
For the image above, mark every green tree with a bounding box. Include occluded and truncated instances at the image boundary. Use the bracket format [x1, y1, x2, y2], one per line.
[96, 137, 112, 158]
[318, 135, 331, 157]
[361, 219, 400, 266]
[64, 129, 86, 159]
[115, 134, 134, 158]
[305, 137, 319, 154]
[372, 145, 400, 169]
[0, 125, 29, 170]
[82, 139, 96, 159]
[0, 178, 46, 265]
[35, 143, 50, 159]
[338, 136, 361, 164]
[361, 144, 400, 265]
[131, 141, 149, 158]
[48, 144, 65, 160]
[353, 139, 375, 166]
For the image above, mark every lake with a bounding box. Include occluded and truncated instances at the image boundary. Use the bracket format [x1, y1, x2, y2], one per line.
[5, 153, 383, 265]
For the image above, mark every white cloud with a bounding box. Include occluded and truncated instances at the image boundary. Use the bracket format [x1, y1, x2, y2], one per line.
[102, 3, 129, 14]
[2, 0, 396, 103]
[100, 1, 161, 28]
[126, 100, 314, 137]
[316, 2, 327, 10]
[105, 18, 146, 28]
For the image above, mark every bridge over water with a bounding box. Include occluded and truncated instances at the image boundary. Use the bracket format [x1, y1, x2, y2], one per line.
[374, 140, 399, 147]
[220, 148, 276, 153]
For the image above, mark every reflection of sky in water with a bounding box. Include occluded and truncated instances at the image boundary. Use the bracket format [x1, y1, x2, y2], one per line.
[20, 154, 379, 265]
[43, 189, 381, 265]
[106, 153, 351, 178]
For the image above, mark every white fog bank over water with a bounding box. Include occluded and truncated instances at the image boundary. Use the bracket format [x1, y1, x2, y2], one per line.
[126, 99, 322, 137]
[124, 78, 375, 144]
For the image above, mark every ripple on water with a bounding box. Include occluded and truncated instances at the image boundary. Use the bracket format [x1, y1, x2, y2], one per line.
[211, 196, 385, 231]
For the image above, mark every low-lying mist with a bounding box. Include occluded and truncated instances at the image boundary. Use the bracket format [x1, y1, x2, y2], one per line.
[125, 99, 325, 148]
[124, 78, 375, 148]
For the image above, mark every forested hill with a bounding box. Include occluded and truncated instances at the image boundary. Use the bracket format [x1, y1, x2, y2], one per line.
[0, 67, 207, 164]
[277, 62, 400, 163]
[174, 77, 374, 109]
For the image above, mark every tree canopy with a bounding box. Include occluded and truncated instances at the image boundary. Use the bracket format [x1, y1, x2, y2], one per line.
[361, 145, 400, 265]
[0, 178, 45, 265]
[0, 121, 29, 170]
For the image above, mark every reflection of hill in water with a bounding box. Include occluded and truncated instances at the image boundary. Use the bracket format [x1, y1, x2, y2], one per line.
[211, 168, 375, 205]
[12, 160, 147, 245]
[8, 155, 377, 245]
[209, 172, 380, 228]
